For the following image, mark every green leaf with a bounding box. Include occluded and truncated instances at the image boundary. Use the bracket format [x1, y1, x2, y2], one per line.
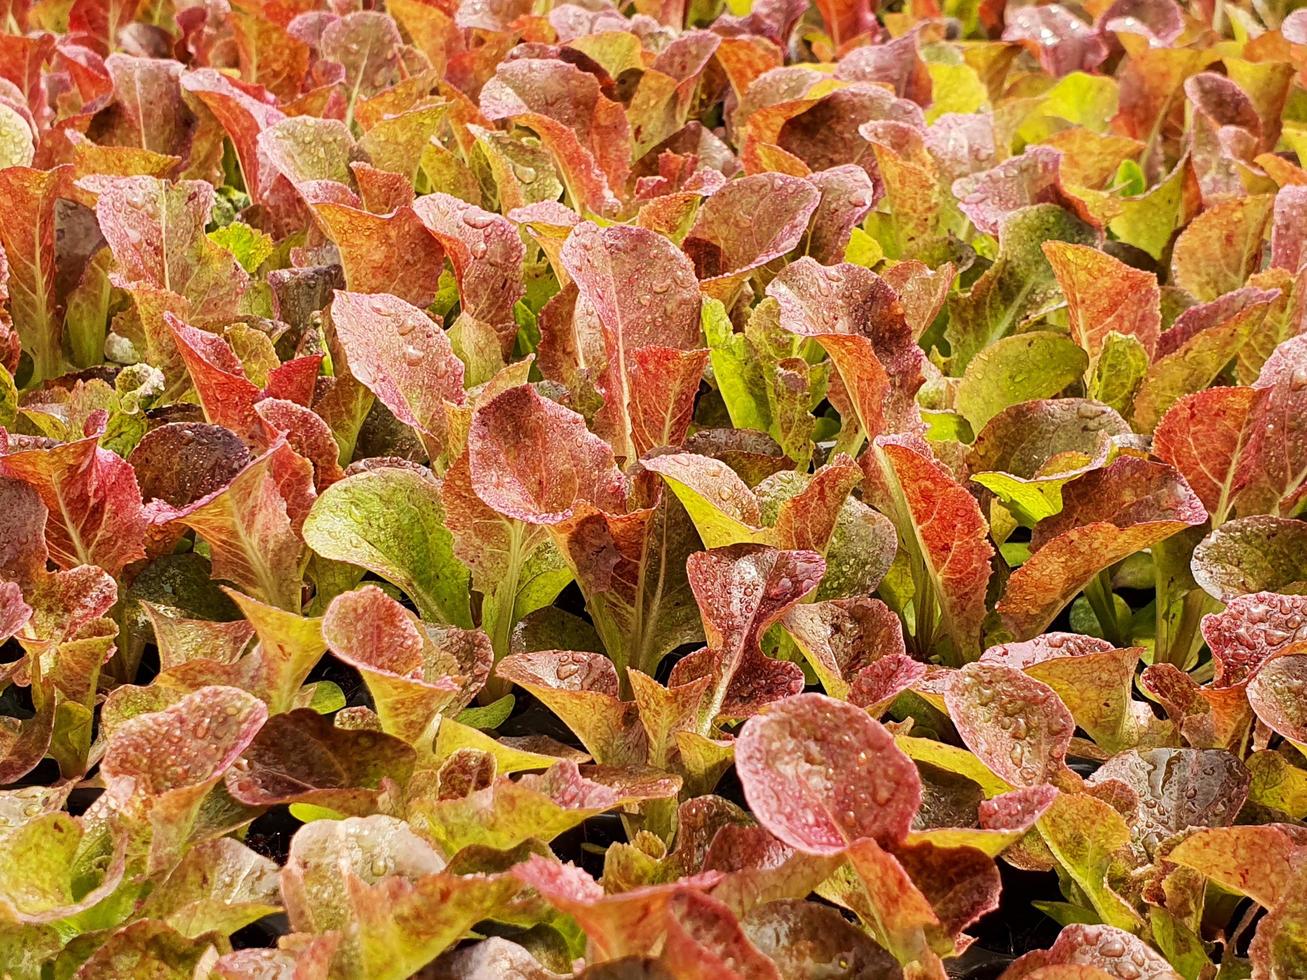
[1089, 331, 1150, 416]
[925, 62, 988, 121]
[1107, 159, 1193, 261]
[302, 468, 472, 627]
[844, 227, 884, 268]
[455, 694, 515, 730]
[208, 221, 274, 273]
[955, 331, 1089, 430]
[946, 205, 1096, 372]
[1132, 294, 1270, 431]
[0, 364, 14, 429]
[1037, 792, 1143, 931]
[704, 296, 770, 433]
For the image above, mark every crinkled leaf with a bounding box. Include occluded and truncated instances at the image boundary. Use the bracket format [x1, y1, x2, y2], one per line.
[1088, 748, 1250, 857]
[303, 467, 471, 626]
[946, 204, 1097, 372]
[71, 920, 215, 979]
[999, 457, 1207, 637]
[150, 441, 313, 612]
[322, 586, 487, 745]
[0, 433, 146, 577]
[140, 837, 280, 938]
[1005, 924, 1180, 979]
[411, 760, 679, 853]
[1192, 517, 1307, 600]
[1044, 242, 1160, 360]
[225, 708, 415, 815]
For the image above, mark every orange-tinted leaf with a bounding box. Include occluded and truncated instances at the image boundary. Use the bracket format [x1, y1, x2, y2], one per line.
[999, 457, 1206, 637]
[1044, 242, 1161, 360]
[313, 203, 446, 308]
[0, 167, 66, 382]
[148, 441, 314, 612]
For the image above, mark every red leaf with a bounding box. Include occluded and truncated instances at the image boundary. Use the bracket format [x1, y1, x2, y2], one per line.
[559, 221, 703, 462]
[1002, 6, 1108, 76]
[0, 433, 146, 577]
[945, 662, 1078, 789]
[768, 258, 924, 437]
[94, 176, 250, 327]
[680, 544, 824, 723]
[1201, 592, 1307, 687]
[1154, 387, 1261, 522]
[148, 441, 314, 612]
[329, 290, 466, 458]
[467, 384, 628, 524]
[165, 314, 264, 436]
[411, 192, 525, 357]
[736, 692, 921, 853]
[872, 439, 994, 658]
[1004, 924, 1182, 980]
[684, 174, 821, 300]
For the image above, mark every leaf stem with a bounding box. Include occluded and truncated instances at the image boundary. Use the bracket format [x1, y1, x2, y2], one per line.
[1085, 569, 1125, 647]
[1155, 588, 1211, 669]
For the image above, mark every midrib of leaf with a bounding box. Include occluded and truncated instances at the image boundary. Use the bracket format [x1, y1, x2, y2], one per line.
[1212, 410, 1259, 527]
[880, 446, 959, 663]
[586, 239, 637, 464]
[977, 267, 1036, 367]
[23, 215, 59, 383]
[231, 500, 294, 614]
[632, 515, 672, 677]
[158, 187, 174, 296]
[46, 457, 93, 568]
[342, 33, 379, 133]
[489, 521, 525, 660]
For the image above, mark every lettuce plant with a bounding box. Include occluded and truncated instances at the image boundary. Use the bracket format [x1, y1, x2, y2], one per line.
[2, 0, 1307, 976]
